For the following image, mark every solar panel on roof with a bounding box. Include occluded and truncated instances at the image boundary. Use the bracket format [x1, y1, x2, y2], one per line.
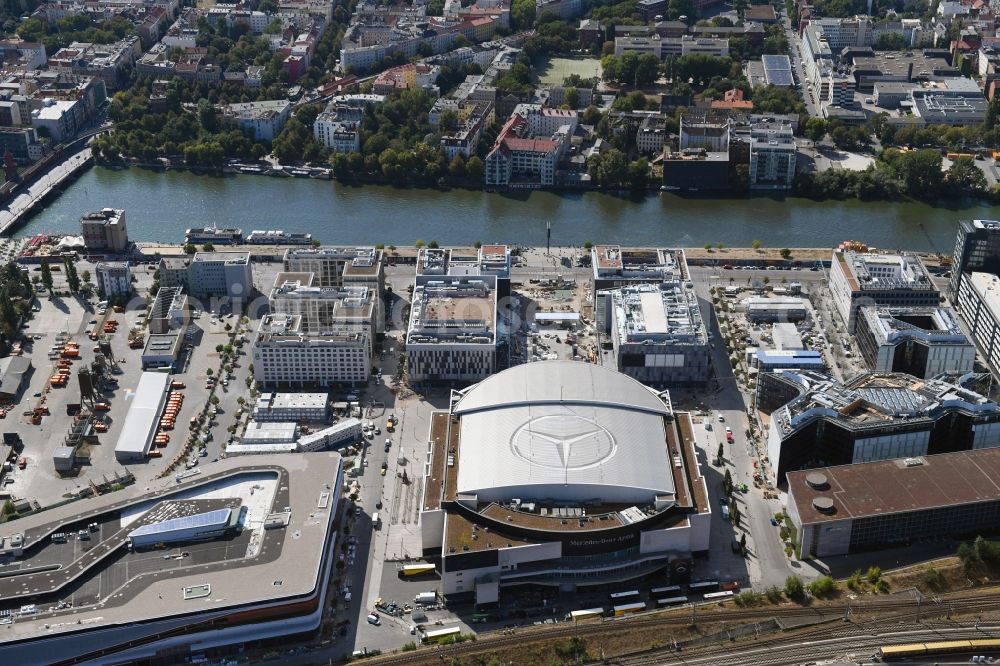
[128, 508, 232, 538]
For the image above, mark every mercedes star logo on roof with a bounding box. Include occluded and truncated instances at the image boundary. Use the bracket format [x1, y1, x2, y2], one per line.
[510, 415, 617, 471]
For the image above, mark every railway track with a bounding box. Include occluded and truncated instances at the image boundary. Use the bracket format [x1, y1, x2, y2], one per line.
[621, 623, 1000, 666]
[366, 590, 1000, 666]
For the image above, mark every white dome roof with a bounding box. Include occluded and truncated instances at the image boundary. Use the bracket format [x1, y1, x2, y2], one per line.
[453, 362, 676, 505]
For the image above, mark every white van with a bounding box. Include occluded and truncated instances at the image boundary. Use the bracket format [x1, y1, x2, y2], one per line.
[372, 512, 381, 529]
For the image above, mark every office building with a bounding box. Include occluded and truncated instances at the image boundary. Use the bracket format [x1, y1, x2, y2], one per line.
[242, 421, 299, 445]
[597, 282, 710, 386]
[788, 449, 1000, 557]
[141, 332, 183, 370]
[269, 273, 376, 337]
[957, 271, 1000, 375]
[829, 251, 939, 332]
[157, 256, 189, 290]
[407, 275, 497, 383]
[283, 247, 384, 329]
[148, 286, 188, 334]
[254, 392, 329, 422]
[80, 208, 129, 252]
[591, 245, 690, 290]
[951, 219, 1000, 296]
[753, 349, 825, 373]
[420, 362, 710, 604]
[95, 261, 132, 299]
[614, 35, 729, 59]
[0, 455, 344, 665]
[745, 297, 809, 323]
[855, 306, 974, 378]
[766, 372, 1000, 485]
[252, 314, 371, 388]
[187, 251, 253, 301]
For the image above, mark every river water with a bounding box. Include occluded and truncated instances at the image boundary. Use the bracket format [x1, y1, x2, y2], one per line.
[12, 166, 1000, 251]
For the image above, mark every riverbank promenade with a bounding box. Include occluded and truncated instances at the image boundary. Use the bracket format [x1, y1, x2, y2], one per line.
[0, 149, 92, 235]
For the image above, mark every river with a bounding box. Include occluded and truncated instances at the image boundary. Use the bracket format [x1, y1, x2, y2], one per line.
[12, 166, 1000, 251]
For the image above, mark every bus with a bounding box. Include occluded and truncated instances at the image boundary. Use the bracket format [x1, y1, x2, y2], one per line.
[649, 585, 682, 599]
[703, 590, 735, 601]
[399, 563, 436, 578]
[688, 580, 719, 594]
[612, 602, 646, 617]
[656, 596, 689, 607]
[423, 627, 462, 644]
[608, 590, 640, 603]
[567, 608, 604, 622]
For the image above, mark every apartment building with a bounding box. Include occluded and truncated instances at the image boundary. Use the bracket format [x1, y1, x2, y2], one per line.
[0, 127, 43, 164]
[440, 100, 494, 159]
[748, 121, 796, 189]
[407, 275, 497, 383]
[95, 261, 132, 299]
[313, 95, 384, 152]
[485, 113, 565, 188]
[187, 251, 253, 301]
[830, 251, 940, 332]
[220, 100, 291, 142]
[80, 208, 129, 252]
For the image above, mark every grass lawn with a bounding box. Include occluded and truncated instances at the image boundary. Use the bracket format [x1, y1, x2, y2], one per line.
[535, 56, 603, 86]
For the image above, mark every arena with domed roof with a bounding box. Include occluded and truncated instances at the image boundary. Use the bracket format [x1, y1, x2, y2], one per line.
[419, 361, 711, 605]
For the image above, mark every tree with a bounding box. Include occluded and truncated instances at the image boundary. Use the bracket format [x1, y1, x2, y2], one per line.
[723, 468, 733, 495]
[428, 240, 440, 249]
[64, 257, 80, 294]
[184, 243, 197, 254]
[439, 109, 459, 133]
[784, 575, 805, 602]
[203, 242, 215, 252]
[40, 261, 52, 293]
[739, 533, 747, 555]
[415, 239, 426, 248]
[751, 240, 761, 251]
[448, 153, 467, 179]
[804, 117, 828, 144]
[466, 156, 484, 182]
[211, 395, 220, 406]
[716, 441, 724, 463]
[511, 0, 535, 30]
[779, 248, 792, 259]
[583, 241, 593, 251]
[704, 243, 712, 252]
[564, 86, 580, 109]
[80, 269, 91, 284]
[945, 157, 987, 196]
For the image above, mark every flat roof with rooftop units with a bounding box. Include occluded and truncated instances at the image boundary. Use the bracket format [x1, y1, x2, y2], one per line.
[788, 448, 1000, 557]
[407, 275, 497, 344]
[0, 454, 343, 665]
[592, 246, 690, 288]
